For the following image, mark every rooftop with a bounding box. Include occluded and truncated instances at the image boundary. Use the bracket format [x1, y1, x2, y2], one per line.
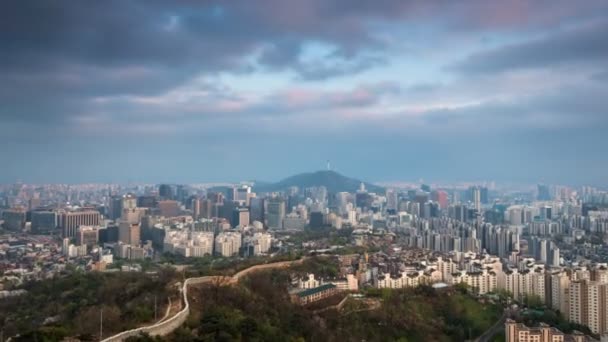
[297, 283, 336, 298]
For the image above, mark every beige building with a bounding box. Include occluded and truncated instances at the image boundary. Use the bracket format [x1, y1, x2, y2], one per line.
[158, 200, 180, 217]
[76, 226, 99, 247]
[119, 222, 141, 246]
[569, 280, 608, 335]
[505, 319, 588, 342]
[58, 209, 101, 238]
[551, 270, 571, 319]
[214, 231, 242, 257]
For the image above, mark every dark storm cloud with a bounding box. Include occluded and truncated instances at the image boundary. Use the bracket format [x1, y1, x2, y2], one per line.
[450, 20, 608, 74]
[2, 1, 608, 184]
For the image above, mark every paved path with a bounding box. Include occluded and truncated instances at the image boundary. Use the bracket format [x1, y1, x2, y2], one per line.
[101, 258, 304, 341]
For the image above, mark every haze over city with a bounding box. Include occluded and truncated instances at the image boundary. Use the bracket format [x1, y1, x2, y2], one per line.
[2, 1, 608, 185]
[4, 2, 608, 342]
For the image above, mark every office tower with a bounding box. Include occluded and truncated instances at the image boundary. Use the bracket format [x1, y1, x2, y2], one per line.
[479, 187, 489, 204]
[219, 201, 237, 224]
[99, 225, 119, 243]
[208, 192, 224, 204]
[334, 192, 349, 215]
[121, 207, 145, 224]
[385, 189, 398, 212]
[1, 208, 27, 231]
[119, 222, 141, 246]
[233, 185, 251, 204]
[214, 232, 242, 257]
[191, 197, 201, 219]
[283, 213, 307, 230]
[28, 197, 41, 210]
[355, 191, 373, 210]
[431, 190, 448, 209]
[137, 195, 157, 208]
[30, 209, 58, 234]
[197, 198, 214, 219]
[266, 198, 285, 229]
[309, 212, 324, 229]
[540, 206, 552, 220]
[158, 200, 180, 217]
[176, 185, 189, 204]
[422, 202, 432, 219]
[58, 209, 101, 238]
[122, 193, 137, 210]
[159, 184, 174, 200]
[473, 187, 481, 211]
[108, 196, 123, 220]
[232, 207, 250, 227]
[249, 197, 264, 223]
[537, 184, 551, 201]
[76, 226, 99, 247]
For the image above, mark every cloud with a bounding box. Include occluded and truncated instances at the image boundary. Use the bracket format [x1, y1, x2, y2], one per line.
[449, 20, 608, 74]
[2, 1, 608, 184]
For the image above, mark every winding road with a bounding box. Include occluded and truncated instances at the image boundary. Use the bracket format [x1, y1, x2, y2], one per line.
[101, 258, 304, 341]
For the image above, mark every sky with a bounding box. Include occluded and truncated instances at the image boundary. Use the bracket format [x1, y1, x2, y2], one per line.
[1, 1, 608, 185]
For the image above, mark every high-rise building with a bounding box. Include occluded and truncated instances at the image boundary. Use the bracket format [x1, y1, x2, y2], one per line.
[431, 190, 448, 209]
[473, 187, 481, 211]
[158, 200, 180, 217]
[249, 197, 264, 223]
[198, 199, 214, 219]
[309, 211, 324, 229]
[30, 210, 58, 234]
[232, 207, 250, 227]
[385, 189, 398, 212]
[58, 209, 101, 238]
[550, 271, 570, 318]
[214, 232, 242, 257]
[1, 208, 26, 231]
[118, 222, 141, 246]
[283, 213, 307, 230]
[122, 193, 137, 210]
[28, 197, 41, 210]
[480, 187, 489, 204]
[538, 184, 552, 201]
[137, 195, 157, 209]
[121, 207, 145, 224]
[233, 185, 251, 205]
[164, 230, 214, 257]
[76, 226, 99, 247]
[266, 198, 285, 229]
[159, 184, 174, 200]
[355, 192, 373, 210]
[243, 232, 272, 256]
[568, 280, 608, 334]
[108, 196, 123, 220]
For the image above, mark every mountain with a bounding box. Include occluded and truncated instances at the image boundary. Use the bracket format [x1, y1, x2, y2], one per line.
[253, 170, 385, 193]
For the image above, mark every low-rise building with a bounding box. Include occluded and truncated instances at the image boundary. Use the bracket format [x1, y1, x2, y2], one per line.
[292, 283, 338, 305]
[505, 319, 592, 342]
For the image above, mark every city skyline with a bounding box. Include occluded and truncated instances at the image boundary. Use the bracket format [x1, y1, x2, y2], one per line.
[2, 1, 608, 184]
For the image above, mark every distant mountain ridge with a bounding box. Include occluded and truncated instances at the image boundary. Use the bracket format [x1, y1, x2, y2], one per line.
[253, 170, 385, 193]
